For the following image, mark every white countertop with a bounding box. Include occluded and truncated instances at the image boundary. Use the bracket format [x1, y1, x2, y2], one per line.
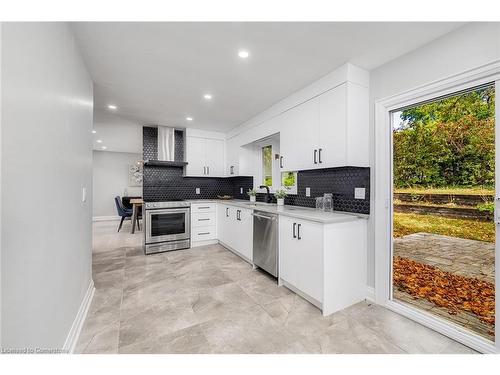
[186, 199, 368, 224]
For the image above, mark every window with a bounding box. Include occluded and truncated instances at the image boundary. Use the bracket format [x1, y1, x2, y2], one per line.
[262, 145, 273, 187]
[281, 171, 297, 194]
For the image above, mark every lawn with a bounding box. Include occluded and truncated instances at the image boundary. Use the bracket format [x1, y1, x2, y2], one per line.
[394, 187, 494, 196]
[393, 212, 495, 243]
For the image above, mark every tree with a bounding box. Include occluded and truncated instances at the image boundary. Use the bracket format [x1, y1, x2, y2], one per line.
[393, 86, 495, 188]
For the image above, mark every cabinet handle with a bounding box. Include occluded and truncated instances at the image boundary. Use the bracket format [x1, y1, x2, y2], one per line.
[226, 207, 229, 217]
[198, 218, 210, 221]
[318, 148, 322, 164]
[293, 222, 296, 238]
[207, 166, 210, 175]
[198, 232, 210, 235]
[198, 206, 211, 209]
[230, 166, 234, 174]
[297, 224, 302, 240]
[203, 166, 206, 175]
[280, 156, 283, 168]
[237, 210, 241, 221]
[314, 149, 318, 164]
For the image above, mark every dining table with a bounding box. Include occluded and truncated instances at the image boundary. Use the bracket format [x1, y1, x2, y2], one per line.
[130, 198, 144, 234]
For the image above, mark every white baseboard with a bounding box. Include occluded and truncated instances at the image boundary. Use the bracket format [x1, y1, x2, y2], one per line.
[92, 215, 120, 222]
[366, 286, 375, 303]
[63, 279, 95, 353]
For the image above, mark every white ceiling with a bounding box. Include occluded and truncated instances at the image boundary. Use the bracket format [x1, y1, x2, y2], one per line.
[73, 22, 464, 132]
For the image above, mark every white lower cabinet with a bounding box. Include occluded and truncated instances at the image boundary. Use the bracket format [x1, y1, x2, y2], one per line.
[279, 217, 323, 303]
[279, 215, 367, 316]
[216, 204, 253, 262]
[191, 203, 218, 247]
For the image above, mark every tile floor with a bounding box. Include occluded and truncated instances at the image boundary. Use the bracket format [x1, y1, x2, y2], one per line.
[75, 220, 477, 354]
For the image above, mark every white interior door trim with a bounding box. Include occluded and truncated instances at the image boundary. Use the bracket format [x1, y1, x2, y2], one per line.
[374, 59, 500, 354]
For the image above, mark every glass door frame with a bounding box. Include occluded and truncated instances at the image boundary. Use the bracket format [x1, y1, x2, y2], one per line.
[374, 61, 500, 354]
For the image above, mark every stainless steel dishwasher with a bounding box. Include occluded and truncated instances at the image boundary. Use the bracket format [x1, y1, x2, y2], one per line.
[252, 210, 278, 277]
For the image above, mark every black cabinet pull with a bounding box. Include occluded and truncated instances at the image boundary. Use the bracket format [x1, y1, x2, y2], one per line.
[230, 166, 234, 174]
[198, 232, 210, 235]
[226, 207, 229, 217]
[237, 210, 241, 221]
[198, 218, 210, 221]
[318, 148, 322, 163]
[297, 224, 302, 240]
[314, 149, 318, 164]
[280, 156, 283, 168]
[293, 223, 296, 238]
[207, 166, 210, 175]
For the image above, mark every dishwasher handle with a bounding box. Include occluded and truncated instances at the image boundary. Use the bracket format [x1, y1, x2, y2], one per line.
[251, 212, 277, 221]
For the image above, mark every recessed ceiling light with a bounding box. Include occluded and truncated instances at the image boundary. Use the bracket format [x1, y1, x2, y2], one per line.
[101, 146, 107, 150]
[203, 94, 212, 100]
[107, 104, 117, 110]
[92, 130, 97, 134]
[238, 50, 249, 59]
[96, 139, 103, 143]
[186, 117, 193, 121]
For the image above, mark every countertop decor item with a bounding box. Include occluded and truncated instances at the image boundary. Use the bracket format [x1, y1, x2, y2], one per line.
[217, 195, 233, 200]
[275, 187, 288, 206]
[247, 188, 257, 202]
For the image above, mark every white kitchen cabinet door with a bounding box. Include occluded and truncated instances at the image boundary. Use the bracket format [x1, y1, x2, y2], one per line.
[216, 204, 227, 244]
[234, 207, 253, 261]
[226, 138, 239, 176]
[279, 216, 301, 288]
[279, 98, 319, 172]
[318, 84, 347, 168]
[279, 216, 323, 303]
[205, 138, 225, 177]
[185, 136, 206, 177]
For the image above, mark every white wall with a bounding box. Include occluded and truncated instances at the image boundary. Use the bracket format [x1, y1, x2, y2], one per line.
[93, 150, 142, 218]
[367, 22, 500, 287]
[1, 23, 93, 349]
[93, 109, 142, 154]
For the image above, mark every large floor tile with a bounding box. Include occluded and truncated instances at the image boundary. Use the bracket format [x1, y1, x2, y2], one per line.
[75, 221, 478, 354]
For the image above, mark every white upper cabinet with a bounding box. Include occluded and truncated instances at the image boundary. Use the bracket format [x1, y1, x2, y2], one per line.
[279, 98, 320, 172]
[205, 138, 225, 177]
[279, 81, 368, 172]
[185, 136, 206, 176]
[185, 134, 225, 177]
[318, 83, 347, 167]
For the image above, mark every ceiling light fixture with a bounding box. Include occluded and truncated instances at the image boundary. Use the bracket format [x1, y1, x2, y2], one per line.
[96, 139, 103, 143]
[107, 104, 117, 110]
[92, 130, 97, 134]
[186, 117, 193, 121]
[204, 94, 212, 100]
[238, 50, 249, 59]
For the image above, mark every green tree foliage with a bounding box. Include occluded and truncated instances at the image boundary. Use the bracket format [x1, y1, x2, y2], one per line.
[393, 86, 495, 188]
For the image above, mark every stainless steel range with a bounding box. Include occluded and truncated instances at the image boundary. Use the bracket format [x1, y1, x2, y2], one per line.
[144, 200, 191, 254]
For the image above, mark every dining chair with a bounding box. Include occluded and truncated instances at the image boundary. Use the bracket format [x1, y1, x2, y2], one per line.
[114, 196, 140, 232]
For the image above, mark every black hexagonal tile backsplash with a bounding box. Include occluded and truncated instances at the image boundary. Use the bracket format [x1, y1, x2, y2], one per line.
[142, 126, 369, 214]
[143, 165, 369, 214]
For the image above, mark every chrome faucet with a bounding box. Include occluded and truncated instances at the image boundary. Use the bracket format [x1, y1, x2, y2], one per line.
[259, 185, 272, 203]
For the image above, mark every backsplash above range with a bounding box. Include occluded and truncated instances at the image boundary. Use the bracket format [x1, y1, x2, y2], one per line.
[142, 126, 370, 214]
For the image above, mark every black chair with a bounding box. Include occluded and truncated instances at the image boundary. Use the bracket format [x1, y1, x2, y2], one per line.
[114, 196, 140, 232]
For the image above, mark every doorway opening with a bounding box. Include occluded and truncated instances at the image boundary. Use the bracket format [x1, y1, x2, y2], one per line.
[391, 84, 496, 341]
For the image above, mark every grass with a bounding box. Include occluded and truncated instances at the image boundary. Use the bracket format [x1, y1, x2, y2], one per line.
[393, 212, 495, 243]
[394, 187, 494, 196]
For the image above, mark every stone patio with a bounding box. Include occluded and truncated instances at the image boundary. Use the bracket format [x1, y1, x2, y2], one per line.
[393, 232, 495, 340]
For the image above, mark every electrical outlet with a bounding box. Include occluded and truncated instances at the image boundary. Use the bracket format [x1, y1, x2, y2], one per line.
[305, 187, 311, 197]
[240, 187, 243, 194]
[354, 188, 366, 200]
[195, 188, 200, 195]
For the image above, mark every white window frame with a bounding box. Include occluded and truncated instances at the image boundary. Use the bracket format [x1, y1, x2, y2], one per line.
[374, 60, 500, 354]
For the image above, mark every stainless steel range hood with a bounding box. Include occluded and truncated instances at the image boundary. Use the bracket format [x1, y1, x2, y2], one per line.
[158, 126, 175, 162]
[144, 126, 188, 167]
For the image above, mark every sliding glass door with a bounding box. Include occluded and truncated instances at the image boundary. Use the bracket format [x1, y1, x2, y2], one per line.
[391, 84, 496, 341]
